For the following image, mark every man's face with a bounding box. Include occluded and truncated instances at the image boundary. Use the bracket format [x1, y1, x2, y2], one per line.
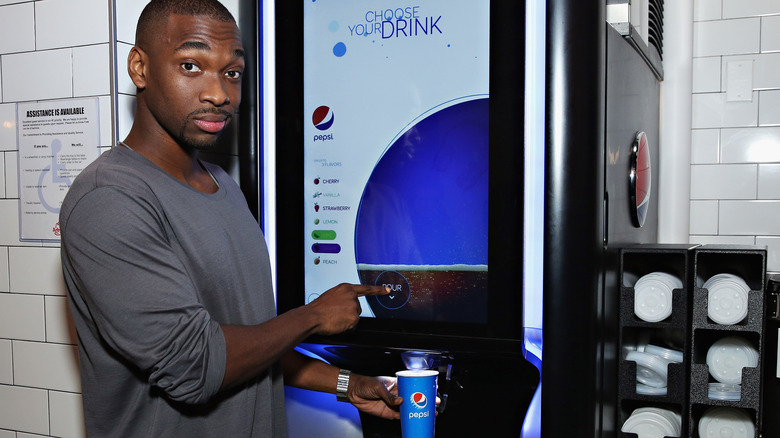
[141, 14, 244, 151]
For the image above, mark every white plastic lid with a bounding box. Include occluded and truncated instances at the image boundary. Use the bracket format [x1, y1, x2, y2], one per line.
[704, 273, 749, 291]
[626, 351, 670, 388]
[708, 382, 742, 401]
[644, 272, 683, 288]
[645, 344, 684, 363]
[698, 407, 754, 438]
[636, 383, 667, 396]
[634, 278, 674, 322]
[622, 410, 680, 438]
[706, 336, 759, 384]
[708, 280, 749, 325]
[632, 408, 682, 436]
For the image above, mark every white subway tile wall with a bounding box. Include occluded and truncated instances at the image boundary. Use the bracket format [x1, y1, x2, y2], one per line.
[690, 234, 757, 245]
[757, 236, 780, 270]
[12, 341, 81, 393]
[690, 164, 757, 199]
[763, 15, 780, 52]
[0, 153, 4, 199]
[691, 128, 720, 163]
[49, 391, 85, 438]
[721, 126, 780, 162]
[45, 296, 78, 345]
[9, 247, 66, 296]
[723, 53, 780, 90]
[720, 200, 780, 234]
[0, 293, 45, 341]
[3, 152, 17, 198]
[722, 0, 780, 19]
[691, 91, 759, 128]
[115, 1, 147, 44]
[0, 3, 35, 55]
[758, 164, 780, 199]
[689, 200, 719, 234]
[2, 49, 74, 102]
[0, 340, 12, 384]
[694, 18, 760, 58]
[0, 0, 238, 436]
[0, 104, 15, 150]
[98, 95, 113, 146]
[694, 0, 722, 21]
[759, 90, 780, 125]
[73, 44, 112, 98]
[0, 385, 50, 435]
[0, 0, 111, 435]
[691, 0, 780, 273]
[692, 56, 721, 93]
[34, 0, 109, 50]
[0, 247, 8, 291]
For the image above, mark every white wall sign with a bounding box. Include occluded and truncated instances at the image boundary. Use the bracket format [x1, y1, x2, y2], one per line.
[17, 98, 100, 241]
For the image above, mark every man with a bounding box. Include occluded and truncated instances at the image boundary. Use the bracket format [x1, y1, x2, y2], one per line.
[59, 0, 401, 436]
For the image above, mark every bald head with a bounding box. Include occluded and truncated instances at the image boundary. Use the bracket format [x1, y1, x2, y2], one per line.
[135, 0, 236, 51]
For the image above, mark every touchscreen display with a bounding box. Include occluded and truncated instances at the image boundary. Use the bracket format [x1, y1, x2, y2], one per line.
[303, 1, 490, 323]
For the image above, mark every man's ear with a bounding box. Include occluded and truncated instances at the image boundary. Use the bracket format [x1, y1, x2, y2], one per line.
[127, 46, 148, 89]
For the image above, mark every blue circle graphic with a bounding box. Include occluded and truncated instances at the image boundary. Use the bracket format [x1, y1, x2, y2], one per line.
[355, 98, 489, 266]
[333, 42, 347, 57]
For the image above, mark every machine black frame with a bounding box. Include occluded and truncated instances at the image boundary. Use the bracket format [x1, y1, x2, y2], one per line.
[274, 0, 527, 353]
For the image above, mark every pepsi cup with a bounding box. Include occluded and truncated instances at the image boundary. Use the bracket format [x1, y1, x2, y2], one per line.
[396, 369, 438, 437]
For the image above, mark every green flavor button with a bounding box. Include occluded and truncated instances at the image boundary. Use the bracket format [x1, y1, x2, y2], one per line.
[311, 229, 337, 240]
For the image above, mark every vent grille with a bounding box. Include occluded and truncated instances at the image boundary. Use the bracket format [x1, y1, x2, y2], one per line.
[647, 0, 664, 60]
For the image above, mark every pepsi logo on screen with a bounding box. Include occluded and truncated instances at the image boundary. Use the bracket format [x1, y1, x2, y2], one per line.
[312, 106, 334, 131]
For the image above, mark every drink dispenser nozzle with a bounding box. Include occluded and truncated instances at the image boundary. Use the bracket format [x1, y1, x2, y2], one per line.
[400, 350, 454, 414]
[401, 350, 437, 370]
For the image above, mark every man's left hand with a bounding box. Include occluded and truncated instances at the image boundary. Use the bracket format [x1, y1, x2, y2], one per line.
[347, 374, 402, 420]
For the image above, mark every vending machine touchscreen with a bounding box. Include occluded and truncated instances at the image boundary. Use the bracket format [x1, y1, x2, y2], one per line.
[276, 0, 528, 351]
[302, 1, 489, 325]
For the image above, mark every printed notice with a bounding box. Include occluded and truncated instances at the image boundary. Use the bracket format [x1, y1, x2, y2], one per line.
[17, 98, 100, 241]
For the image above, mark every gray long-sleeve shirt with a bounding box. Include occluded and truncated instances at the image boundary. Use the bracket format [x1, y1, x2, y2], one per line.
[60, 146, 287, 437]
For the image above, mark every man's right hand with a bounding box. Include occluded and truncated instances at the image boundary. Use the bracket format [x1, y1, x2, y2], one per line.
[306, 283, 390, 335]
[221, 283, 388, 390]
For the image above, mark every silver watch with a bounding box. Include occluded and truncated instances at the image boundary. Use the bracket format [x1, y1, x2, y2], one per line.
[336, 369, 351, 402]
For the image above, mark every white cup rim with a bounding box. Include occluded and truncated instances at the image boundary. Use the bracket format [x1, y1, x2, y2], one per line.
[396, 369, 439, 377]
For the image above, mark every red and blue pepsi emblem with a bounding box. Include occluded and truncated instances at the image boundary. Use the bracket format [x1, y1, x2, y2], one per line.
[312, 106, 334, 131]
[630, 131, 652, 227]
[411, 392, 428, 409]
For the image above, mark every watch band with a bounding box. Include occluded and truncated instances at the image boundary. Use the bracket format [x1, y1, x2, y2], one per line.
[336, 369, 351, 402]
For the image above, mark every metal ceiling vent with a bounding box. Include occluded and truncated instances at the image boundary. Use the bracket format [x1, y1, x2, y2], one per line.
[647, 0, 664, 60]
[606, 0, 665, 79]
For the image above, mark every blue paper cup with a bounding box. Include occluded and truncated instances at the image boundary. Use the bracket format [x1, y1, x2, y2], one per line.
[396, 369, 438, 437]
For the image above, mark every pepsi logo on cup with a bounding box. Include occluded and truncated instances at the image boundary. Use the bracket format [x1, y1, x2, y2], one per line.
[411, 392, 428, 409]
[408, 391, 431, 419]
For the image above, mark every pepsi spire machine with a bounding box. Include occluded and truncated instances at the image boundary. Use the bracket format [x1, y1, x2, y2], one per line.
[267, 0, 661, 436]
